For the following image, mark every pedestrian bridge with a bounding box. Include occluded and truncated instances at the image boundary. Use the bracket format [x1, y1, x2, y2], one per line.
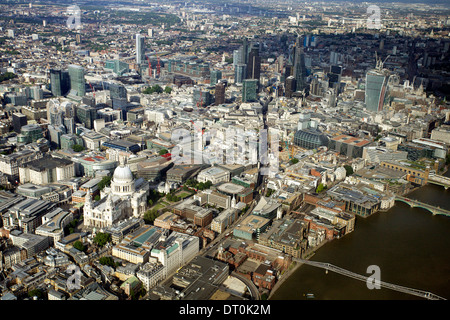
[294, 258, 447, 300]
[395, 196, 450, 217]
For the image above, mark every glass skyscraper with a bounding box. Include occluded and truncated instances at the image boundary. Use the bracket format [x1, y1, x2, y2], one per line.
[246, 45, 261, 81]
[365, 70, 389, 112]
[293, 37, 307, 92]
[136, 34, 145, 65]
[242, 79, 258, 103]
[50, 69, 70, 97]
[235, 64, 247, 84]
[210, 70, 222, 85]
[68, 65, 85, 97]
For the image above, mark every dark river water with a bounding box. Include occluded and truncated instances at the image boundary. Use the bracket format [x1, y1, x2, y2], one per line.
[270, 173, 450, 300]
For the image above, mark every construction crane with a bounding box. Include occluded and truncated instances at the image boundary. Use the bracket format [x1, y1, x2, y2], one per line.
[190, 120, 205, 135]
[146, 56, 152, 78]
[157, 56, 161, 77]
[88, 82, 95, 98]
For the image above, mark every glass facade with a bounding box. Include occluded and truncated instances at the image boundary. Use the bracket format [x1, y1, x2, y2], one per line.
[365, 71, 389, 112]
[136, 34, 145, 65]
[242, 79, 258, 102]
[293, 128, 329, 150]
[68, 65, 85, 97]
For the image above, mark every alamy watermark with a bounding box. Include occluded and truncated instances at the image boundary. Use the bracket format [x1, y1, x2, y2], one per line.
[367, 5, 381, 30]
[366, 265, 381, 290]
[170, 123, 279, 176]
[66, 264, 82, 290]
[66, 5, 82, 30]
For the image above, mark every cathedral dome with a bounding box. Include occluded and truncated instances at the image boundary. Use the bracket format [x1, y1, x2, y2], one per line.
[113, 165, 134, 183]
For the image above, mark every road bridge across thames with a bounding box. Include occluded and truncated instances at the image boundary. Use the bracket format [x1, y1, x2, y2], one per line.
[395, 196, 450, 217]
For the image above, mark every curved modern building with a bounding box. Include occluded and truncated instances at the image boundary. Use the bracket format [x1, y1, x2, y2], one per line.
[293, 127, 329, 150]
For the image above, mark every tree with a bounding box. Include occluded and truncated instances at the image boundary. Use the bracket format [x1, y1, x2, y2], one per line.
[316, 183, 327, 193]
[28, 289, 44, 299]
[71, 144, 85, 152]
[143, 209, 158, 224]
[344, 165, 354, 176]
[94, 194, 100, 201]
[290, 158, 299, 165]
[99, 256, 116, 267]
[164, 86, 172, 94]
[97, 176, 112, 191]
[158, 149, 168, 155]
[93, 232, 111, 247]
[73, 240, 85, 252]
[143, 84, 163, 94]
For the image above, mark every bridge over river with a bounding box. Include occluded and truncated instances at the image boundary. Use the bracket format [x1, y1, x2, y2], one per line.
[294, 258, 447, 300]
[395, 196, 450, 217]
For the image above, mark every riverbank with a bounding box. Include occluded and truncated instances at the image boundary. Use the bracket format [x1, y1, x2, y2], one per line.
[268, 239, 329, 300]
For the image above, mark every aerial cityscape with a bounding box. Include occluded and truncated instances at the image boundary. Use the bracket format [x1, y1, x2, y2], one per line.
[0, 0, 449, 305]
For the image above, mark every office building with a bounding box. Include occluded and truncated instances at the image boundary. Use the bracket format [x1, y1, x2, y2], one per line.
[68, 65, 86, 97]
[12, 113, 27, 134]
[9, 230, 50, 258]
[50, 69, 70, 97]
[16, 124, 44, 144]
[242, 79, 258, 102]
[104, 60, 129, 76]
[19, 155, 75, 185]
[328, 134, 373, 158]
[193, 88, 214, 107]
[246, 45, 261, 81]
[210, 70, 222, 85]
[365, 69, 390, 112]
[214, 81, 226, 105]
[2, 198, 55, 233]
[109, 82, 128, 109]
[292, 37, 307, 92]
[75, 104, 97, 129]
[293, 114, 329, 149]
[136, 34, 145, 65]
[285, 76, 296, 98]
[211, 207, 239, 234]
[234, 64, 247, 84]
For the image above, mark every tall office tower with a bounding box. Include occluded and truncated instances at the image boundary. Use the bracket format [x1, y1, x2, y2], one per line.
[215, 81, 226, 105]
[328, 65, 342, 92]
[64, 116, 76, 134]
[109, 83, 128, 109]
[136, 34, 145, 65]
[293, 37, 307, 92]
[12, 113, 27, 133]
[241, 37, 249, 65]
[68, 65, 86, 97]
[193, 88, 213, 107]
[210, 70, 222, 85]
[242, 79, 258, 102]
[233, 48, 243, 67]
[50, 69, 70, 97]
[310, 77, 320, 96]
[285, 76, 296, 98]
[246, 45, 261, 81]
[235, 64, 247, 84]
[365, 69, 390, 113]
[75, 104, 97, 129]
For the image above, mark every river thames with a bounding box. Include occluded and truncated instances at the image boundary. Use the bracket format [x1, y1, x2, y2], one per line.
[270, 173, 450, 300]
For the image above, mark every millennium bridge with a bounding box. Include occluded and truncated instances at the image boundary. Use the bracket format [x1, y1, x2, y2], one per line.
[294, 258, 447, 300]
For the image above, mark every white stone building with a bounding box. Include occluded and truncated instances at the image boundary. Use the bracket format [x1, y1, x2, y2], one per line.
[83, 161, 149, 229]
